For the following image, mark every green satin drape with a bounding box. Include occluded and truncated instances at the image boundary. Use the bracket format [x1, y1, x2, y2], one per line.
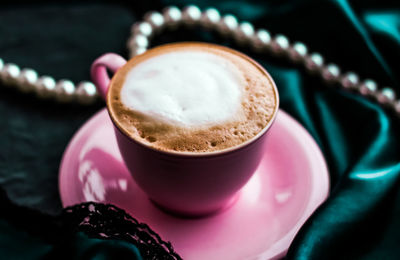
[0, 0, 399, 259]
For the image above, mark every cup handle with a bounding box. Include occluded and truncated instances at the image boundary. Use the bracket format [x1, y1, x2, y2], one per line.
[90, 53, 127, 100]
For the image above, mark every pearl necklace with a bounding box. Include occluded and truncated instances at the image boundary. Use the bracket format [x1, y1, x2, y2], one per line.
[0, 5, 399, 114]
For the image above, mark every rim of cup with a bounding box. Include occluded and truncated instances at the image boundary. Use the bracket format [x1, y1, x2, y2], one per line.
[107, 42, 280, 157]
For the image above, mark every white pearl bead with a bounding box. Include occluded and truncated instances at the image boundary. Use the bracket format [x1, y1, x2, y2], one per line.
[305, 53, 324, 72]
[377, 87, 396, 105]
[322, 64, 340, 82]
[0, 63, 20, 85]
[359, 79, 377, 96]
[129, 47, 147, 58]
[394, 100, 400, 114]
[36, 76, 56, 98]
[252, 29, 271, 51]
[234, 22, 254, 45]
[17, 68, 38, 92]
[182, 5, 201, 25]
[55, 79, 75, 102]
[76, 81, 98, 104]
[270, 34, 289, 54]
[131, 22, 153, 37]
[163, 6, 182, 28]
[200, 8, 221, 28]
[288, 42, 308, 62]
[217, 14, 238, 35]
[144, 11, 164, 30]
[126, 34, 148, 50]
[341, 72, 359, 89]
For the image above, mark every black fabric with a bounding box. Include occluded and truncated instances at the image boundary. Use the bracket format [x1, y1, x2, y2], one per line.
[0, 3, 133, 215]
[0, 187, 181, 259]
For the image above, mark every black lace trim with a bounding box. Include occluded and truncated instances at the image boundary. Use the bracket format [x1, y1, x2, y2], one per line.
[62, 202, 182, 260]
[0, 187, 182, 260]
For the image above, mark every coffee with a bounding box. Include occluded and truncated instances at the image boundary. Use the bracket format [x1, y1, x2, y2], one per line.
[108, 43, 277, 153]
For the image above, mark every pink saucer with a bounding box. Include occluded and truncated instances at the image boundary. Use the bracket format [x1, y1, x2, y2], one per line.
[59, 108, 329, 260]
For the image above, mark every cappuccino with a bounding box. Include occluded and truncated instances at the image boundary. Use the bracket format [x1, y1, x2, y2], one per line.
[108, 43, 277, 153]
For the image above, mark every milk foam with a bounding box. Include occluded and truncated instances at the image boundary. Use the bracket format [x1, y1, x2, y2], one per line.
[109, 43, 278, 153]
[120, 51, 244, 127]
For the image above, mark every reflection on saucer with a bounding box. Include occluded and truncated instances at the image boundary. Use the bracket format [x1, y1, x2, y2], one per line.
[240, 171, 262, 205]
[275, 191, 292, 204]
[78, 148, 130, 202]
[79, 160, 105, 202]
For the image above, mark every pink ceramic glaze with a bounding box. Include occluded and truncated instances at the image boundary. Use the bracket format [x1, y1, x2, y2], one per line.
[90, 53, 126, 99]
[90, 50, 280, 216]
[59, 108, 329, 260]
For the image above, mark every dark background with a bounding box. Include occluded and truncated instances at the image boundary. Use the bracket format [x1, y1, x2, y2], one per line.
[0, 1, 399, 259]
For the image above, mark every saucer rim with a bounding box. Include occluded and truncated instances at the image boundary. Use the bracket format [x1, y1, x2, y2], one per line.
[59, 108, 330, 259]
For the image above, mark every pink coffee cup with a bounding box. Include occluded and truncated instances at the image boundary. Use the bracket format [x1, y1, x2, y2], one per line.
[91, 43, 279, 217]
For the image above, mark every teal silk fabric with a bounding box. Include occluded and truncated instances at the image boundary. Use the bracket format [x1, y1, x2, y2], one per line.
[0, 0, 399, 259]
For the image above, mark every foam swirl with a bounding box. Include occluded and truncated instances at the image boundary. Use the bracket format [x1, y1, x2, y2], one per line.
[120, 51, 244, 127]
